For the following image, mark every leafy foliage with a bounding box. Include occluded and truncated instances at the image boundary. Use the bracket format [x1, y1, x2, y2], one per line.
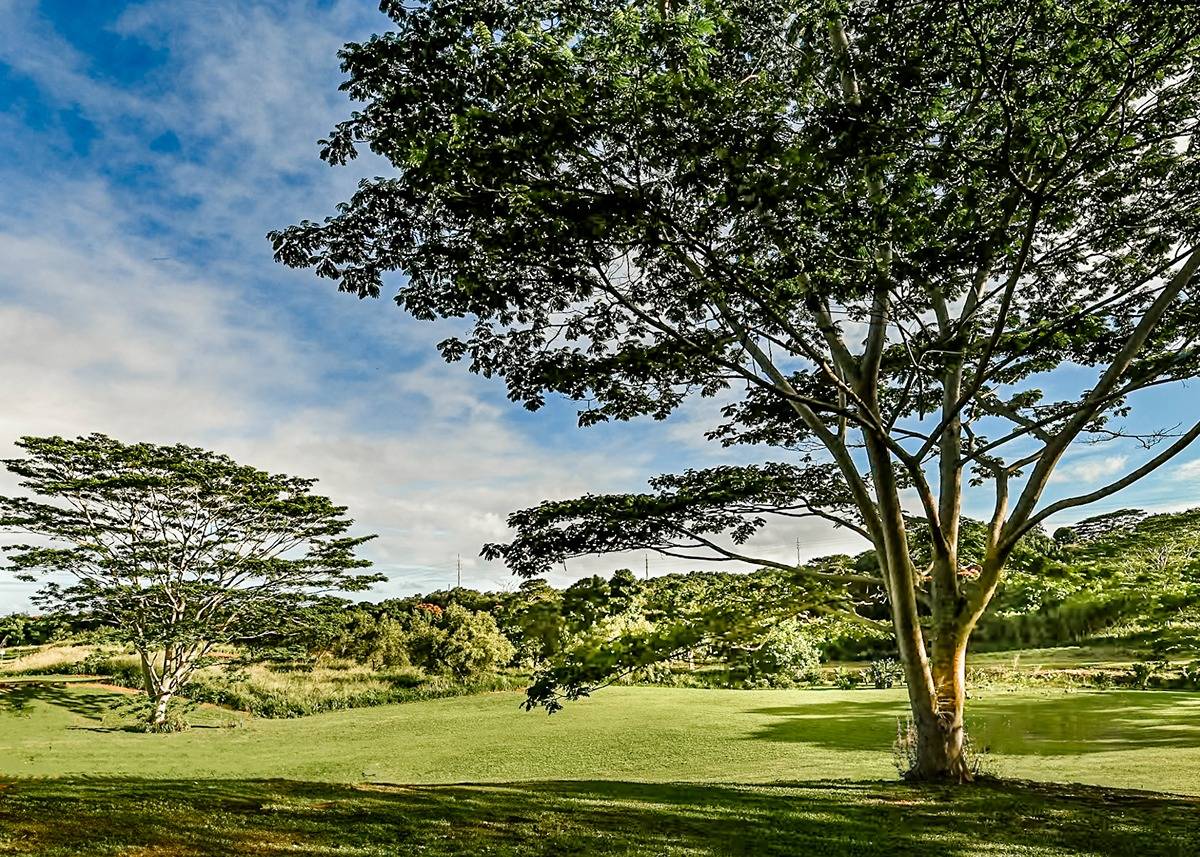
[274, 0, 1200, 779]
[482, 463, 868, 576]
[407, 603, 517, 680]
[310, 602, 516, 680]
[0, 613, 72, 647]
[976, 507, 1200, 649]
[0, 434, 380, 726]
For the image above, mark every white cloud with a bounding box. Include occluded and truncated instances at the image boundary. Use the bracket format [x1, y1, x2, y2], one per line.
[0, 196, 665, 604]
[0, 0, 870, 612]
[1049, 454, 1129, 485]
[1171, 458, 1200, 481]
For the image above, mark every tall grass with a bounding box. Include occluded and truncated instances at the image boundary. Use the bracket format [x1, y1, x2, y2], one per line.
[0, 645, 109, 676]
[182, 662, 525, 717]
[1, 644, 526, 718]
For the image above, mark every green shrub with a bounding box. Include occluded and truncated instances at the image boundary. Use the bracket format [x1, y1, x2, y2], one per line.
[99, 695, 194, 733]
[833, 667, 862, 689]
[630, 661, 675, 685]
[1128, 657, 1169, 689]
[64, 651, 145, 688]
[731, 618, 822, 687]
[406, 605, 516, 680]
[866, 658, 904, 689]
[1178, 660, 1200, 689]
[325, 610, 411, 669]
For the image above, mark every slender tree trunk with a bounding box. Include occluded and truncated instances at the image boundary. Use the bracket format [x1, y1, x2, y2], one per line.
[139, 650, 156, 698]
[889, 584, 969, 781]
[149, 685, 174, 729]
[861, 431, 973, 781]
[887, 556, 975, 782]
[140, 647, 194, 731]
[138, 649, 176, 730]
[911, 632, 971, 782]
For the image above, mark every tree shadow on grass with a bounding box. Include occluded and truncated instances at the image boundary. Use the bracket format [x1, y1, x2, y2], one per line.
[748, 691, 1200, 755]
[0, 776, 1196, 856]
[0, 683, 117, 720]
[0, 682, 231, 730]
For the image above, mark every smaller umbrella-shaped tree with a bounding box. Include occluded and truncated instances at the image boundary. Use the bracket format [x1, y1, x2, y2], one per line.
[0, 434, 380, 730]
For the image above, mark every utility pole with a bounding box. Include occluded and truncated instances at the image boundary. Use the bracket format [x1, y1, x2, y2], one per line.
[644, 553, 649, 581]
[457, 553, 461, 589]
[796, 538, 801, 568]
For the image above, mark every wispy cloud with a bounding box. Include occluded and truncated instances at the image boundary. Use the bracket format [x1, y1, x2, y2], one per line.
[0, 0, 863, 610]
[1049, 454, 1129, 485]
[1171, 458, 1200, 481]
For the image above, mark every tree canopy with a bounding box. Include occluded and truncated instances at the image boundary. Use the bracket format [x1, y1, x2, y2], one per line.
[0, 434, 379, 728]
[273, 0, 1200, 780]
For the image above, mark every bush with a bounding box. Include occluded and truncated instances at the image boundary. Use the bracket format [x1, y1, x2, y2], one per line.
[866, 658, 904, 689]
[972, 592, 1149, 650]
[630, 661, 675, 685]
[1178, 660, 1200, 689]
[1128, 657, 1169, 689]
[732, 618, 822, 687]
[325, 610, 411, 669]
[406, 605, 516, 680]
[99, 695, 194, 733]
[66, 651, 145, 688]
[0, 614, 74, 647]
[833, 667, 862, 689]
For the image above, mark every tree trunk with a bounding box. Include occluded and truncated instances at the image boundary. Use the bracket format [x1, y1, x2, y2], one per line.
[139, 650, 156, 697]
[887, 561, 974, 783]
[149, 687, 174, 730]
[908, 634, 971, 782]
[139, 647, 194, 731]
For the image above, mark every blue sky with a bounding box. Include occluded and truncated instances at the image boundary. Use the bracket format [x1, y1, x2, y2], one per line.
[1, 0, 1199, 610]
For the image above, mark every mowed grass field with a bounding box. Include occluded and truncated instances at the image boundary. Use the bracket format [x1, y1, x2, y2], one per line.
[4, 684, 1200, 790]
[1, 684, 1199, 855]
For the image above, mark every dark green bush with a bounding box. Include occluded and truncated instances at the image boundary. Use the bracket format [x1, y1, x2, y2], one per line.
[730, 618, 822, 687]
[1178, 660, 1200, 689]
[1128, 657, 1170, 689]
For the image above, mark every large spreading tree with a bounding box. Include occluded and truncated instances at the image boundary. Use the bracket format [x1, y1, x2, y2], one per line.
[271, 0, 1200, 779]
[0, 435, 379, 729]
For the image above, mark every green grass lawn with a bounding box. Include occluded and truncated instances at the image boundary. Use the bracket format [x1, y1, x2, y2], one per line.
[2, 777, 1197, 856]
[2, 683, 1199, 854]
[4, 684, 1200, 791]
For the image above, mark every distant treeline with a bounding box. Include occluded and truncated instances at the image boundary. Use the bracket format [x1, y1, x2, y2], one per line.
[7, 506, 1198, 678]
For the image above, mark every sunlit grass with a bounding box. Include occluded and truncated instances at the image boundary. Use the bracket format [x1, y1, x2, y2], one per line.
[2, 683, 1198, 855]
[3, 684, 1199, 794]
